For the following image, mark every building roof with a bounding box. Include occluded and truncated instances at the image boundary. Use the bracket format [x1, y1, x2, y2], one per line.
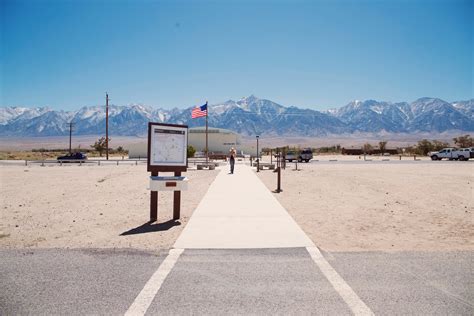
[189, 126, 238, 135]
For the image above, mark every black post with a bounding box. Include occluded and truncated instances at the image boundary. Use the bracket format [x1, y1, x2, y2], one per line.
[256, 135, 260, 172]
[276, 165, 282, 193]
[173, 171, 181, 220]
[150, 171, 158, 222]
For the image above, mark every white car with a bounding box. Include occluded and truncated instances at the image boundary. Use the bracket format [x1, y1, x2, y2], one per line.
[429, 148, 471, 161]
[285, 151, 298, 162]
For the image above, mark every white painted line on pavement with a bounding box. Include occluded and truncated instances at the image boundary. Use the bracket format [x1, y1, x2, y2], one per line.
[125, 248, 184, 316]
[306, 247, 374, 316]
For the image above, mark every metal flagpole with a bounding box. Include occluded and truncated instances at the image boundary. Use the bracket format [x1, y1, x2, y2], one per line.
[205, 101, 208, 165]
[106, 92, 109, 160]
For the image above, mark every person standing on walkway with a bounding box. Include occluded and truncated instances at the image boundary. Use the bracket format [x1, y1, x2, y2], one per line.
[229, 147, 236, 174]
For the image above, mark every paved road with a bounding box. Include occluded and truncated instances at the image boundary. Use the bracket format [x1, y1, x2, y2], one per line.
[1, 248, 472, 315]
[0, 249, 166, 315]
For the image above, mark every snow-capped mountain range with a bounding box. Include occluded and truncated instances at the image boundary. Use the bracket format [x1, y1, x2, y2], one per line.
[1, 96, 473, 137]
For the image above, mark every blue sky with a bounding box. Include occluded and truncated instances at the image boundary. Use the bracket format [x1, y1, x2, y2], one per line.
[1, 0, 472, 110]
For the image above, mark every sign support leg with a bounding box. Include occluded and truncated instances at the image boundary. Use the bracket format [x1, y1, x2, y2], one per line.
[173, 171, 181, 220]
[150, 171, 158, 222]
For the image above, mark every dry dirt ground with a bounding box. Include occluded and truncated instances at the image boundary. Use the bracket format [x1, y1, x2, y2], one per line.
[257, 160, 474, 251]
[0, 164, 218, 252]
[1, 159, 473, 252]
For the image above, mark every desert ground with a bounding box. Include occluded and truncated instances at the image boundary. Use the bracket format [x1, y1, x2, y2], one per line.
[0, 163, 218, 251]
[1, 156, 473, 252]
[256, 157, 474, 251]
[0, 131, 463, 151]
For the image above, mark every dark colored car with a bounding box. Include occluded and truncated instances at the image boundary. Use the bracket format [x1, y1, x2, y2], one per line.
[57, 152, 88, 161]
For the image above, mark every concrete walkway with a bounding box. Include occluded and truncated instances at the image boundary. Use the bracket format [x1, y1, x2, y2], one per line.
[174, 163, 314, 249]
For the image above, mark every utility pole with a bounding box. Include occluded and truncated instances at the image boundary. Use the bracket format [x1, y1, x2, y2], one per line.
[66, 122, 75, 155]
[106, 92, 109, 160]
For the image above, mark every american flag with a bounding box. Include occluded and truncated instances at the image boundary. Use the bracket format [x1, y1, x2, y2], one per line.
[191, 103, 208, 118]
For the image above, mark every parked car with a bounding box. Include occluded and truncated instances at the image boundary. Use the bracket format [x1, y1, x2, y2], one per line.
[194, 151, 205, 158]
[285, 151, 298, 162]
[57, 152, 88, 161]
[299, 148, 313, 162]
[470, 147, 474, 159]
[429, 148, 471, 161]
[457, 148, 473, 160]
[285, 149, 313, 162]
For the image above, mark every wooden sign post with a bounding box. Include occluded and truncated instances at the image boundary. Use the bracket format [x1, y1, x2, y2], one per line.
[147, 122, 188, 222]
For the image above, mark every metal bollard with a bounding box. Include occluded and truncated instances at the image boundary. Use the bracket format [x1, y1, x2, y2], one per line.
[117, 161, 119, 166]
[276, 167, 282, 193]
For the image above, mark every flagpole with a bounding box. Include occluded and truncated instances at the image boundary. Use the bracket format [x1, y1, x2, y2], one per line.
[205, 101, 209, 165]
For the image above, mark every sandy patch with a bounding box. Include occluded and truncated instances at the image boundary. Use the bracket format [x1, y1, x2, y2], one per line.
[0, 164, 218, 251]
[256, 159, 474, 251]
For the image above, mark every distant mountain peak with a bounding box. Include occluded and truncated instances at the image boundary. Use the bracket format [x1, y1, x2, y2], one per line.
[0, 96, 473, 136]
[241, 94, 258, 101]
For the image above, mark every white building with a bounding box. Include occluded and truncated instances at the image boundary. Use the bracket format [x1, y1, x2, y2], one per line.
[127, 126, 246, 158]
[188, 127, 242, 154]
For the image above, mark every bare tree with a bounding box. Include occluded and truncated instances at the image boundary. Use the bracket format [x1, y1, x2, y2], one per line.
[432, 140, 449, 151]
[363, 143, 373, 154]
[379, 141, 387, 154]
[91, 137, 110, 157]
[416, 139, 433, 155]
[453, 135, 473, 148]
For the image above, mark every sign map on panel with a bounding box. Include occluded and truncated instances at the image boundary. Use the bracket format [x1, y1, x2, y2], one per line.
[151, 128, 186, 165]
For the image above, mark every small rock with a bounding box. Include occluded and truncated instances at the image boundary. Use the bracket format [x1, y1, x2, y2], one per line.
[99, 213, 103, 215]
[15, 225, 19, 228]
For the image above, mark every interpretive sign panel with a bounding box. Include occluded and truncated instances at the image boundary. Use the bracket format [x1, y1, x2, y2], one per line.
[147, 122, 188, 172]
